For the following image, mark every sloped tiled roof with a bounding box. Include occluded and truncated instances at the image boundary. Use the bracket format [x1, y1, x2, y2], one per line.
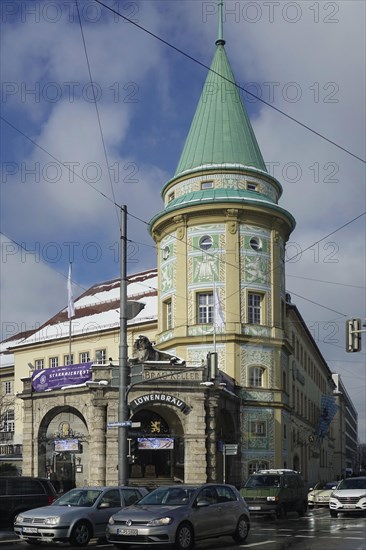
[6, 269, 158, 349]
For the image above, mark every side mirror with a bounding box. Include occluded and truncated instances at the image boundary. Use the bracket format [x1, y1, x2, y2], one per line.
[99, 502, 111, 509]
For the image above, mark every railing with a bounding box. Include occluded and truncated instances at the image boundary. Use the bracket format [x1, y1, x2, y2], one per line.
[0, 443, 22, 456]
[0, 431, 14, 442]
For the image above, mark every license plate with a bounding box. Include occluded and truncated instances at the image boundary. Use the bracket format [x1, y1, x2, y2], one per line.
[117, 528, 138, 536]
[343, 504, 355, 509]
[249, 506, 261, 511]
[22, 527, 38, 534]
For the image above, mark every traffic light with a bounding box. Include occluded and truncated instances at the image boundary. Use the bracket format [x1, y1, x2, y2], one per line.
[346, 319, 362, 352]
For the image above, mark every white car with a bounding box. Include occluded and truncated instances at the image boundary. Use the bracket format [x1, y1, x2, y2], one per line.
[329, 477, 366, 517]
[308, 481, 338, 507]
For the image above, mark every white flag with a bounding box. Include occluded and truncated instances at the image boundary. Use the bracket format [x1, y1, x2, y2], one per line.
[214, 287, 225, 331]
[67, 263, 75, 319]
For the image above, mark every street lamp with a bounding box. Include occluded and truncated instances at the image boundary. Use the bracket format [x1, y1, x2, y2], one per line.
[118, 205, 145, 485]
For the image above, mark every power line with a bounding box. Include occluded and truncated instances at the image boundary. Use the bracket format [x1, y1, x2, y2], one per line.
[94, 0, 365, 164]
[75, 0, 121, 231]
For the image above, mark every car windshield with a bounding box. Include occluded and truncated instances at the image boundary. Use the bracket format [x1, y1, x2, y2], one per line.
[137, 487, 195, 506]
[52, 489, 102, 507]
[245, 476, 281, 488]
[337, 478, 366, 490]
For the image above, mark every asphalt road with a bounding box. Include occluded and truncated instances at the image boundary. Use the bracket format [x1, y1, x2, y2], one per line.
[0, 508, 365, 550]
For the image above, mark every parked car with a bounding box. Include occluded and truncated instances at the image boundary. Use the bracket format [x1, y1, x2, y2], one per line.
[308, 481, 338, 507]
[329, 476, 366, 517]
[106, 483, 250, 550]
[14, 485, 148, 546]
[0, 476, 57, 527]
[240, 469, 308, 518]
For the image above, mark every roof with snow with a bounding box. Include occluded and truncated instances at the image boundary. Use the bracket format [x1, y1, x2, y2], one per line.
[4, 269, 158, 350]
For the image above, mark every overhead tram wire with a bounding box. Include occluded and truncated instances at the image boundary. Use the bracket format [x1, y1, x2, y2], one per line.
[2, 112, 363, 322]
[75, 0, 120, 231]
[94, 0, 366, 165]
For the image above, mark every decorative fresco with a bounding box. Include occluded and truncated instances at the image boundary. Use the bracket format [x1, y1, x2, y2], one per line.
[239, 345, 275, 387]
[241, 407, 275, 451]
[187, 344, 225, 372]
[165, 172, 279, 204]
[160, 234, 176, 295]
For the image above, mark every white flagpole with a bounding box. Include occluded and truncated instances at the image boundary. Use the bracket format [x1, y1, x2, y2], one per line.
[67, 263, 75, 363]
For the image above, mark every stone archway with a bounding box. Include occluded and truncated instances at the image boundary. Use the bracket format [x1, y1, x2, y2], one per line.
[38, 406, 89, 491]
[129, 406, 185, 483]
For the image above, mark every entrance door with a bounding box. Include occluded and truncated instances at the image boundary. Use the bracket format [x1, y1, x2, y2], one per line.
[54, 454, 75, 493]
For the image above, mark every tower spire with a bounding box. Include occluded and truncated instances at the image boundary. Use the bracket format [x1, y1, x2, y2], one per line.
[216, 0, 226, 46]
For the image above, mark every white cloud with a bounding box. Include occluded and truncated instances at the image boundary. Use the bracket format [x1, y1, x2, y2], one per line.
[1, 0, 365, 440]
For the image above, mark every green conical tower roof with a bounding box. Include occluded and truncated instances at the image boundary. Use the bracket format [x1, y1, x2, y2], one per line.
[174, 38, 267, 177]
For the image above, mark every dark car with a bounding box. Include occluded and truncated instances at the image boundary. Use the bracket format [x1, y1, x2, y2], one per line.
[240, 469, 308, 518]
[0, 476, 57, 526]
[14, 485, 148, 546]
[106, 483, 250, 550]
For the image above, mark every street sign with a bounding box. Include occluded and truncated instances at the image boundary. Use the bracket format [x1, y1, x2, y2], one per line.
[224, 444, 238, 455]
[107, 421, 141, 429]
[107, 421, 131, 428]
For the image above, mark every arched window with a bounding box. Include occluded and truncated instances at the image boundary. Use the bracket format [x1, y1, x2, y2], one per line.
[249, 366, 265, 387]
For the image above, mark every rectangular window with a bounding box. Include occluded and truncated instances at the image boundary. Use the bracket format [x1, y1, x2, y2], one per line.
[2, 410, 14, 432]
[4, 381, 11, 395]
[201, 181, 213, 189]
[95, 349, 107, 364]
[248, 292, 263, 324]
[79, 352, 90, 363]
[49, 357, 58, 368]
[168, 192, 175, 202]
[35, 359, 44, 369]
[163, 299, 172, 330]
[197, 292, 213, 324]
[249, 367, 264, 387]
[63, 354, 74, 366]
[251, 421, 266, 436]
[247, 182, 257, 191]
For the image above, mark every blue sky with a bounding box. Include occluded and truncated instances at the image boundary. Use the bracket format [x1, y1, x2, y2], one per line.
[1, 0, 365, 440]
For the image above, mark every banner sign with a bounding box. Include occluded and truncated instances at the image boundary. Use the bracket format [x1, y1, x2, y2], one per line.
[316, 395, 339, 442]
[32, 362, 93, 392]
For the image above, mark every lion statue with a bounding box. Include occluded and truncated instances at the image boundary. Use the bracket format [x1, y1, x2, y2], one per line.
[130, 335, 185, 364]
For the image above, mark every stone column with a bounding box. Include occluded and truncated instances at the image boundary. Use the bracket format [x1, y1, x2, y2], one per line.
[88, 392, 107, 485]
[206, 394, 219, 483]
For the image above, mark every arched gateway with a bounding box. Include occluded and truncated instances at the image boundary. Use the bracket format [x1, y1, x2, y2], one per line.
[19, 351, 240, 488]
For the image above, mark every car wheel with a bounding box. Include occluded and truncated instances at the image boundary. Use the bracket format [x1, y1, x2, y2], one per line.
[175, 522, 194, 550]
[330, 510, 338, 518]
[232, 515, 250, 543]
[275, 504, 286, 519]
[70, 521, 92, 547]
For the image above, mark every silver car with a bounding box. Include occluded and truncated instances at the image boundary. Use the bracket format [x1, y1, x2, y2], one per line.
[106, 483, 250, 550]
[329, 476, 366, 517]
[14, 486, 148, 546]
[308, 481, 338, 507]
